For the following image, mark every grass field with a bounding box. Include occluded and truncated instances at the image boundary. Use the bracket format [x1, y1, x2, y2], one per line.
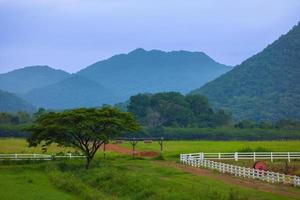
[0, 138, 73, 154]
[1, 138, 300, 200]
[1, 156, 300, 200]
[122, 140, 300, 159]
[2, 138, 300, 156]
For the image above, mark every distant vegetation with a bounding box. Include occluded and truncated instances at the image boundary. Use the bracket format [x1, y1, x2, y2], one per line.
[124, 126, 300, 140]
[2, 92, 300, 140]
[193, 22, 300, 121]
[128, 92, 231, 128]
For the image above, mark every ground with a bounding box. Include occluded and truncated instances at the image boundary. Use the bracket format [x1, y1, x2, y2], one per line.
[0, 139, 300, 200]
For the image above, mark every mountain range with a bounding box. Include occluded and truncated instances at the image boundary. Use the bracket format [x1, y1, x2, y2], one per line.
[77, 48, 230, 100]
[0, 89, 35, 112]
[192, 22, 300, 121]
[1, 22, 299, 121]
[0, 49, 230, 110]
[0, 66, 70, 94]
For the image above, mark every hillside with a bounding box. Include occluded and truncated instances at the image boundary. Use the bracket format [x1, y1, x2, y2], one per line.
[0, 90, 35, 112]
[0, 66, 70, 94]
[191, 22, 300, 121]
[77, 48, 231, 102]
[24, 75, 114, 109]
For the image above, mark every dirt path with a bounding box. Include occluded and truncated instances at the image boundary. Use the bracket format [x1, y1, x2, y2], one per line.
[105, 144, 133, 155]
[105, 143, 159, 157]
[106, 144, 300, 199]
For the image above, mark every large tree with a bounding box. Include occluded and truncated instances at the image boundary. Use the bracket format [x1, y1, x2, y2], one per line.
[25, 107, 140, 169]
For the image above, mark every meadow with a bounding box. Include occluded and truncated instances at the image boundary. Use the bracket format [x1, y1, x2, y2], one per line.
[1, 138, 300, 200]
[122, 140, 300, 159]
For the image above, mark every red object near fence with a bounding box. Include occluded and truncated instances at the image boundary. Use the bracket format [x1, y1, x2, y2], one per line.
[253, 161, 267, 171]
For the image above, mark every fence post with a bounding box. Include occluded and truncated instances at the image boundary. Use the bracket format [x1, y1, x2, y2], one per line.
[288, 152, 290, 162]
[253, 152, 256, 162]
[218, 153, 221, 160]
[234, 152, 238, 161]
[15, 154, 17, 159]
[270, 152, 273, 162]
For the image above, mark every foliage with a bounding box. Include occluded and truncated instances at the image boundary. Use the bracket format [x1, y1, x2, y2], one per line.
[192, 22, 300, 121]
[0, 111, 31, 125]
[0, 124, 30, 138]
[128, 92, 232, 128]
[25, 107, 140, 168]
[124, 126, 300, 140]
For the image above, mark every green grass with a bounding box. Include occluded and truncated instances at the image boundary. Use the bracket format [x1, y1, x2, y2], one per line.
[0, 163, 78, 200]
[1, 139, 300, 199]
[0, 138, 73, 154]
[1, 156, 299, 200]
[122, 140, 300, 159]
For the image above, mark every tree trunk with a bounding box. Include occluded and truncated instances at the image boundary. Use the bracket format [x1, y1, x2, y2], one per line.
[85, 156, 92, 169]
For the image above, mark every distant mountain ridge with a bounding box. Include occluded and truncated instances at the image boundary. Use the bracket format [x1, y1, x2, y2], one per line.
[77, 48, 231, 102]
[0, 89, 35, 112]
[191, 22, 300, 121]
[24, 75, 114, 109]
[0, 65, 70, 94]
[0, 49, 230, 109]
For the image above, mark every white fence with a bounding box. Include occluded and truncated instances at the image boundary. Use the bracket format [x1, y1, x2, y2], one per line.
[182, 152, 300, 162]
[180, 153, 300, 187]
[0, 153, 85, 160]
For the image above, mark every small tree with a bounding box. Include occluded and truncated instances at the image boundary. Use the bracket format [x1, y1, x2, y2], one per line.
[25, 107, 140, 169]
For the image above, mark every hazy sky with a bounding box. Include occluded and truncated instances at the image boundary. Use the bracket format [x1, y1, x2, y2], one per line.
[0, 0, 300, 73]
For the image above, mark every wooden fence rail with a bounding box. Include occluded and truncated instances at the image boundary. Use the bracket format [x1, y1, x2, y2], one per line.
[180, 154, 300, 187]
[0, 153, 85, 160]
[181, 152, 300, 162]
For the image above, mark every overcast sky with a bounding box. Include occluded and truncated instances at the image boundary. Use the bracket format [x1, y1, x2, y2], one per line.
[0, 0, 300, 73]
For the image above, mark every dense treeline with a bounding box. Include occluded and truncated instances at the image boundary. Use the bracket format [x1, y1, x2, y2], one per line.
[124, 127, 300, 140]
[234, 119, 300, 130]
[0, 108, 46, 137]
[1, 94, 300, 140]
[128, 92, 231, 128]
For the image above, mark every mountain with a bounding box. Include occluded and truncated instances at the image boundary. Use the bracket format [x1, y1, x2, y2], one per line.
[191, 22, 300, 121]
[77, 48, 231, 102]
[0, 65, 70, 94]
[0, 90, 35, 112]
[24, 75, 114, 109]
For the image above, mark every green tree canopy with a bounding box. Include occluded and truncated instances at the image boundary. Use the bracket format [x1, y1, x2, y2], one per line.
[25, 107, 140, 169]
[128, 92, 231, 128]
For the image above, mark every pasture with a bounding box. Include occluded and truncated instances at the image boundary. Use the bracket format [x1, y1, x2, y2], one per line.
[1, 138, 300, 200]
[122, 140, 300, 159]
